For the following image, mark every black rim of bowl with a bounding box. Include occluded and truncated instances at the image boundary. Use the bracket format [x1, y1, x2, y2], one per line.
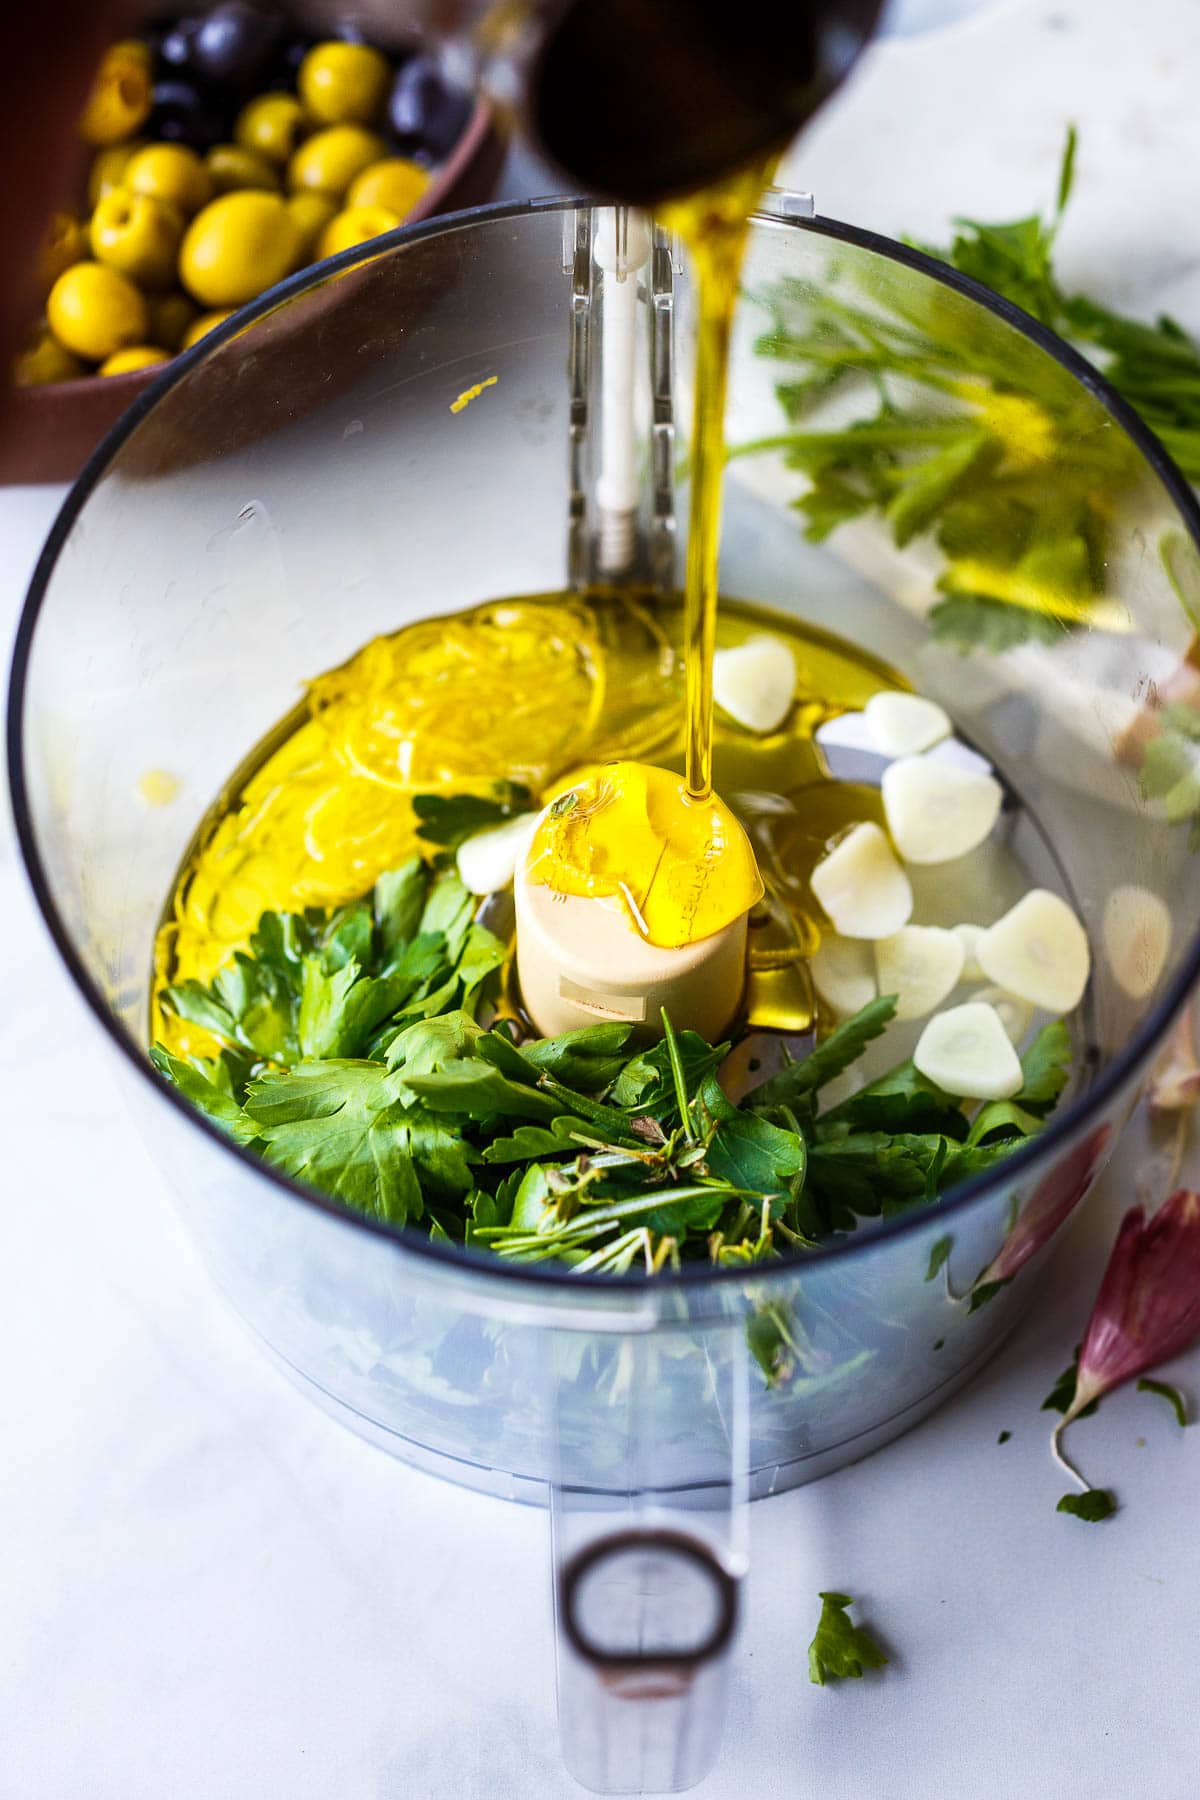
[9, 194, 1200, 1295]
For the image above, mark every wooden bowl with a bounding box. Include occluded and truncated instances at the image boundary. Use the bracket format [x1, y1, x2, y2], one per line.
[0, 96, 501, 486]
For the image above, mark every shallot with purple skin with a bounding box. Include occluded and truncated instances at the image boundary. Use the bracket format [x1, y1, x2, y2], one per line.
[1053, 1188, 1200, 1508]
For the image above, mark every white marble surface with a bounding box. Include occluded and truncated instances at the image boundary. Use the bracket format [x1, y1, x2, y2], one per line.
[7, 2, 1200, 1793]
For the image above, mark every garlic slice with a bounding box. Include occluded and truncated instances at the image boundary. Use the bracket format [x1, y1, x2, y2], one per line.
[881, 755, 1003, 865]
[875, 925, 965, 1021]
[914, 1001, 1025, 1099]
[1102, 883, 1172, 1000]
[952, 923, 985, 982]
[457, 811, 539, 895]
[810, 822, 913, 940]
[712, 635, 796, 734]
[976, 888, 1090, 1014]
[864, 690, 952, 758]
[971, 984, 1035, 1044]
[811, 932, 877, 1016]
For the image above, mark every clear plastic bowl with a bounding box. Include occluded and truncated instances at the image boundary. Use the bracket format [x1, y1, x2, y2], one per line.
[9, 198, 1200, 1793]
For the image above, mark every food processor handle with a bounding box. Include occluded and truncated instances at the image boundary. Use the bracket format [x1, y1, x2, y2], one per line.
[545, 1322, 751, 1794]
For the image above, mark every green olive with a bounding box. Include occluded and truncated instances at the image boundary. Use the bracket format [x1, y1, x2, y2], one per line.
[179, 191, 301, 308]
[91, 189, 184, 291]
[47, 261, 149, 362]
[346, 157, 429, 220]
[235, 92, 307, 165]
[316, 203, 401, 261]
[285, 191, 337, 257]
[12, 328, 86, 386]
[181, 309, 233, 350]
[38, 212, 88, 297]
[125, 143, 214, 218]
[79, 44, 153, 147]
[287, 124, 385, 200]
[98, 345, 172, 376]
[206, 142, 281, 195]
[88, 140, 147, 209]
[298, 41, 391, 127]
[147, 291, 199, 352]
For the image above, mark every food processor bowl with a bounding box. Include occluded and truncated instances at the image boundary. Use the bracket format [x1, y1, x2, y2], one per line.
[10, 198, 1200, 1793]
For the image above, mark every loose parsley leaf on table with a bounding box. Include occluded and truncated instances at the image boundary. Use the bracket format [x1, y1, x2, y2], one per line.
[808, 1592, 889, 1686]
[1041, 1346, 1101, 1420]
[1137, 1377, 1190, 1428]
[1057, 1489, 1116, 1523]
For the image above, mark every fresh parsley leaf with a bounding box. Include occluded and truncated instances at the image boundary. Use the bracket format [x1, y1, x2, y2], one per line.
[611, 1030, 727, 1120]
[1057, 1489, 1116, 1523]
[412, 782, 534, 852]
[808, 1592, 889, 1686]
[928, 593, 1066, 655]
[1041, 1346, 1100, 1419]
[748, 996, 897, 1116]
[815, 1053, 965, 1139]
[375, 857, 427, 960]
[695, 1073, 807, 1195]
[244, 1059, 473, 1223]
[149, 1046, 261, 1144]
[746, 1300, 799, 1386]
[481, 1118, 599, 1162]
[998, 1429, 1012, 1444]
[1013, 1020, 1072, 1117]
[1137, 1377, 1190, 1427]
[520, 1022, 635, 1091]
[966, 1276, 1012, 1313]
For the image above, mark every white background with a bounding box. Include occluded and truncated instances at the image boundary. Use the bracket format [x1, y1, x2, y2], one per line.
[6, 1, 1200, 1794]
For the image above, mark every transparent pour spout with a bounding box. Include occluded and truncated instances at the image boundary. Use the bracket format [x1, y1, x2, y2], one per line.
[547, 1326, 750, 1793]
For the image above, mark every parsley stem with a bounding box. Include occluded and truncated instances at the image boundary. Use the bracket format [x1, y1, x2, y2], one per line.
[661, 1008, 698, 1144]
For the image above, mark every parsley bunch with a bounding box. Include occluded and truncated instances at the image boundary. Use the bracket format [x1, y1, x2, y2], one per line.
[153, 854, 1072, 1273]
[739, 128, 1200, 655]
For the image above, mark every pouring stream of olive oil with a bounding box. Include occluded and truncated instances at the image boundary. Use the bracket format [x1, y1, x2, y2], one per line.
[154, 161, 895, 1054]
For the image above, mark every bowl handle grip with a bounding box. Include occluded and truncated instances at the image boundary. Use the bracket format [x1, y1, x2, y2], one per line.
[547, 1324, 750, 1793]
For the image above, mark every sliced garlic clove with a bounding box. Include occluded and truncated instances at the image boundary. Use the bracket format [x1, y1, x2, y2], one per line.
[810, 822, 913, 940]
[864, 690, 952, 758]
[1102, 883, 1172, 1000]
[457, 811, 539, 895]
[713, 635, 797, 734]
[874, 925, 965, 1021]
[811, 932, 878, 1016]
[971, 984, 1035, 1044]
[881, 755, 1003, 865]
[976, 888, 1091, 1014]
[914, 1001, 1025, 1099]
[952, 922, 985, 982]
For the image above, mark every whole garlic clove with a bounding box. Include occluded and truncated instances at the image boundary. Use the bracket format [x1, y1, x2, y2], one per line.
[881, 754, 1003, 865]
[457, 811, 540, 895]
[810, 822, 913, 940]
[811, 932, 877, 1016]
[874, 925, 965, 1021]
[976, 888, 1091, 1015]
[914, 1001, 1025, 1100]
[712, 635, 796, 734]
[864, 690, 952, 758]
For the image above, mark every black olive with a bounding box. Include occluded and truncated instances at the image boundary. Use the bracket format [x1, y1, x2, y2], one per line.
[386, 56, 472, 160]
[158, 18, 203, 74]
[192, 2, 284, 89]
[149, 77, 231, 151]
